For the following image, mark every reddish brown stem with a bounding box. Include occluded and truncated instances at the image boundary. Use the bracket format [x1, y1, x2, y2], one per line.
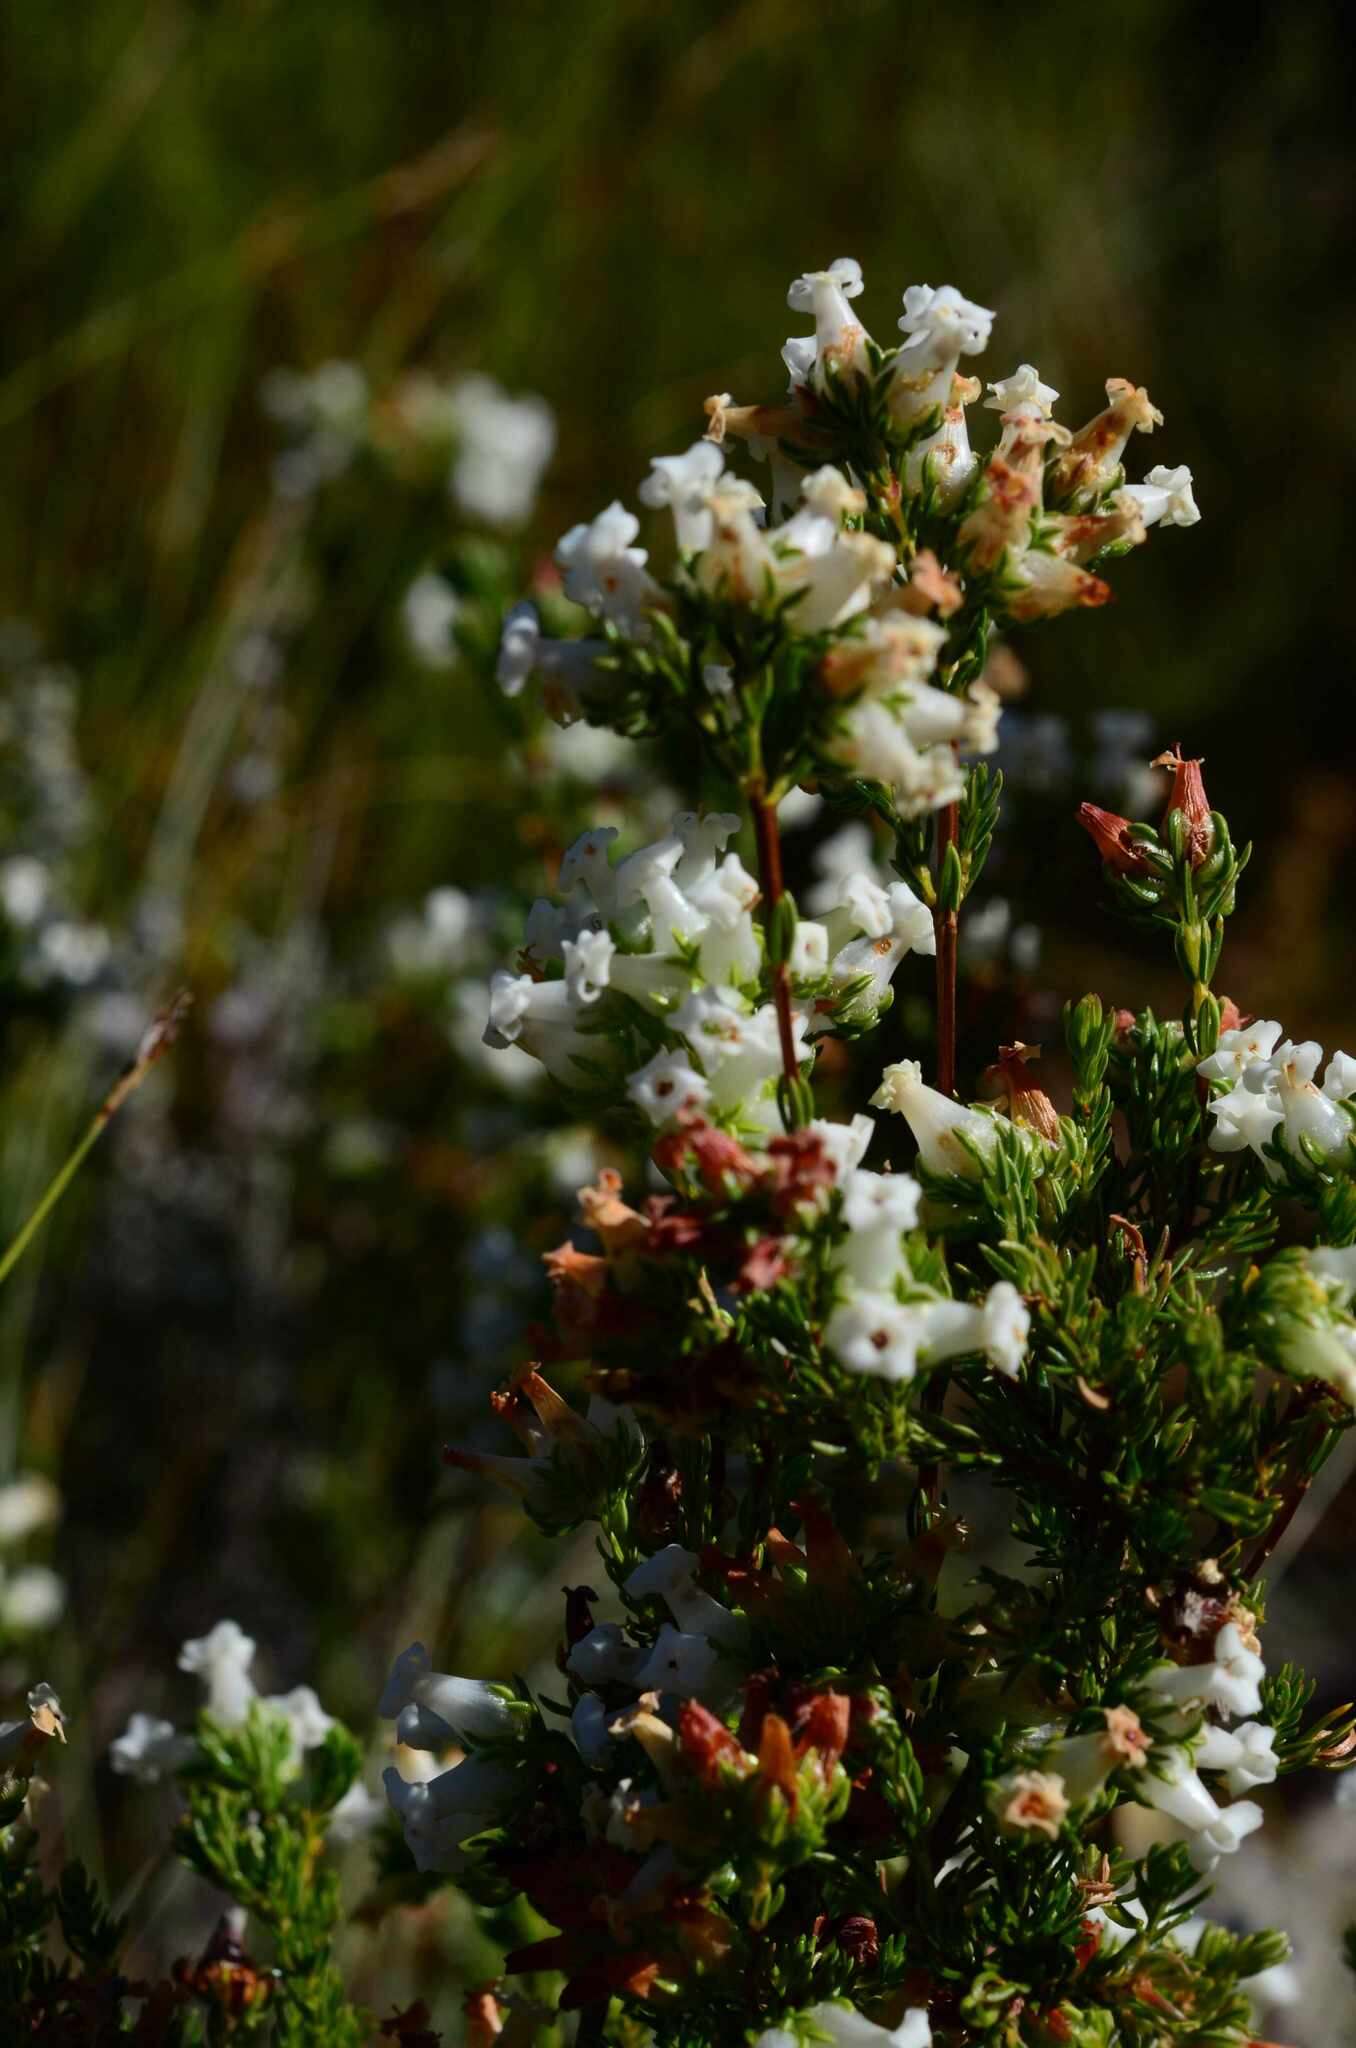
[934, 798, 959, 1098]
[752, 796, 802, 1099]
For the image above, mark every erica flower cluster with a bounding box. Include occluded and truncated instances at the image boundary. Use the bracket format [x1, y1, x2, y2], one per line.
[497, 257, 1196, 827]
[484, 810, 937, 1123]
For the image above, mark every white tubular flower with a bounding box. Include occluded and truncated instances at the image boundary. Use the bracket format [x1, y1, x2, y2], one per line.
[483, 971, 596, 1084]
[178, 1621, 257, 1727]
[633, 1622, 738, 1702]
[449, 375, 555, 528]
[0, 1474, 60, 1545]
[805, 822, 884, 915]
[1272, 1039, 1352, 1162]
[1145, 1622, 1265, 1720]
[638, 442, 727, 553]
[625, 1544, 748, 1650]
[754, 2002, 931, 2048]
[696, 480, 775, 604]
[571, 1692, 615, 1766]
[1048, 378, 1163, 509]
[557, 825, 622, 911]
[828, 879, 935, 1016]
[1204, 1080, 1284, 1161]
[988, 1767, 1069, 1839]
[871, 1059, 1002, 1178]
[555, 502, 662, 635]
[1324, 1050, 1356, 1100]
[891, 284, 995, 430]
[784, 530, 896, 634]
[905, 379, 982, 508]
[379, 1643, 519, 1752]
[561, 929, 614, 1005]
[785, 259, 871, 388]
[383, 1751, 520, 1874]
[824, 1293, 925, 1382]
[820, 614, 947, 702]
[110, 1712, 197, 1784]
[1195, 1720, 1278, 1795]
[691, 855, 762, 986]
[807, 1113, 875, 1184]
[1119, 462, 1200, 529]
[627, 1048, 712, 1126]
[566, 1623, 650, 1690]
[825, 702, 965, 817]
[834, 1169, 922, 1294]
[1006, 549, 1111, 622]
[984, 364, 1058, 416]
[675, 987, 806, 1122]
[1138, 1745, 1221, 1831]
[1186, 1798, 1264, 1874]
[841, 1167, 923, 1236]
[789, 920, 829, 976]
[1043, 1707, 1152, 1804]
[1196, 1020, 1284, 1086]
[915, 1282, 1030, 1377]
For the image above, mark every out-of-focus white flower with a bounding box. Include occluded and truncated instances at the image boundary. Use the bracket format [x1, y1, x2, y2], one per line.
[627, 1048, 712, 1125]
[824, 1293, 925, 1383]
[110, 1712, 197, 1784]
[638, 442, 727, 552]
[0, 856, 49, 927]
[449, 375, 555, 528]
[0, 1564, 65, 1633]
[0, 1474, 61, 1546]
[754, 2001, 930, 2048]
[326, 1775, 388, 1843]
[1119, 463, 1200, 528]
[402, 571, 461, 669]
[633, 1622, 738, 1703]
[35, 920, 110, 986]
[556, 503, 662, 636]
[917, 1282, 1031, 1378]
[178, 1621, 258, 1727]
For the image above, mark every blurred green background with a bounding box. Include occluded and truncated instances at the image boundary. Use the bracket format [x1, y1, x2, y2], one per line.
[3, 0, 1355, 2023]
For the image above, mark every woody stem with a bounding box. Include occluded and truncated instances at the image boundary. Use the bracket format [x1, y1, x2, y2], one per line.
[935, 798, 960, 1098]
[752, 794, 804, 1120]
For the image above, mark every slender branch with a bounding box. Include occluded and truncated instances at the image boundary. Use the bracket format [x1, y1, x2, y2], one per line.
[934, 797, 959, 1098]
[751, 795, 803, 1120]
[0, 993, 191, 1291]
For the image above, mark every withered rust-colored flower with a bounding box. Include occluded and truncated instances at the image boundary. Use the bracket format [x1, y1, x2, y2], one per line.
[1153, 744, 1215, 866]
[1076, 802, 1154, 875]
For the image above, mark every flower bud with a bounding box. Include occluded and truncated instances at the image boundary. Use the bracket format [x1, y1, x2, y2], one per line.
[1153, 746, 1214, 866]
